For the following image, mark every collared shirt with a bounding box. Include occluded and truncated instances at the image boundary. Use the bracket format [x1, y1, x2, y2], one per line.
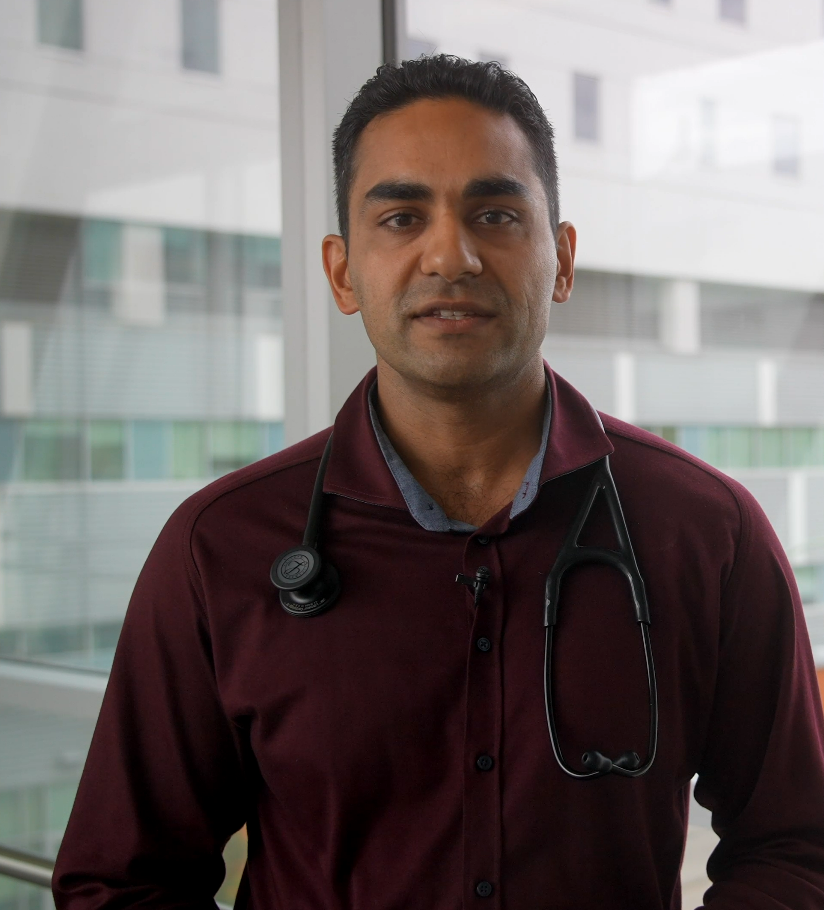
[367, 379, 553, 532]
[54, 366, 824, 910]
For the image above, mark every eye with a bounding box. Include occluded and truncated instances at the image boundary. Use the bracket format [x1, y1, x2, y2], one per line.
[476, 209, 515, 226]
[381, 212, 419, 230]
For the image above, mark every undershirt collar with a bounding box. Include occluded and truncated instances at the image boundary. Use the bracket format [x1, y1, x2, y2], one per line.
[367, 379, 553, 533]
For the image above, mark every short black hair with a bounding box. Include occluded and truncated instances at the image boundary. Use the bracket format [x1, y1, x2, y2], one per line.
[332, 54, 560, 244]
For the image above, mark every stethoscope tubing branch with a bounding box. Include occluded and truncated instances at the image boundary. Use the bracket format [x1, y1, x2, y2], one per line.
[303, 433, 335, 549]
[542, 456, 658, 779]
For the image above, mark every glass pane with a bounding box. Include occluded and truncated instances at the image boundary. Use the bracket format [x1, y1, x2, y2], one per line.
[181, 0, 220, 74]
[132, 421, 169, 480]
[0, 4, 281, 899]
[22, 422, 83, 481]
[82, 221, 121, 286]
[89, 422, 125, 481]
[573, 73, 599, 142]
[210, 422, 262, 476]
[719, 0, 747, 24]
[172, 422, 207, 479]
[38, 0, 83, 51]
[408, 1, 824, 899]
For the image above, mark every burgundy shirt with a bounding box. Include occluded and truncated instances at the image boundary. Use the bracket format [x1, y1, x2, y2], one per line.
[53, 367, 824, 909]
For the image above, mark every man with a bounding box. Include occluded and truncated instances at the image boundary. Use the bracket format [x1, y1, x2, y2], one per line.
[54, 56, 824, 909]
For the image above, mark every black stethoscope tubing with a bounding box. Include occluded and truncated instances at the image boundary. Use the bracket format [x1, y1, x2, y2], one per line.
[542, 456, 658, 778]
[271, 434, 658, 780]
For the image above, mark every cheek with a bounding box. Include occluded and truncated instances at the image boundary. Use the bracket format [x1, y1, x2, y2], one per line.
[510, 249, 556, 313]
[349, 250, 398, 307]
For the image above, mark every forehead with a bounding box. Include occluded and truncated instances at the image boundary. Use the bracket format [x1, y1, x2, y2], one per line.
[351, 97, 541, 196]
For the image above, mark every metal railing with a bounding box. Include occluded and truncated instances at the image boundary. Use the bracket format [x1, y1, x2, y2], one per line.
[0, 845, 53, 889]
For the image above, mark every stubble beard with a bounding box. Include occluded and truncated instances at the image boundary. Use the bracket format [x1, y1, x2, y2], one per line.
[354, 276, 532, 395]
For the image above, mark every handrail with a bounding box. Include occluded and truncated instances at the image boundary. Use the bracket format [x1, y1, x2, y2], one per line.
[0, 845, 53, 889]
[0, 844, 234, 909]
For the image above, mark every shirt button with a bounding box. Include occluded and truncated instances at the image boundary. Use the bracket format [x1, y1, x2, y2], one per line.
[476, 636, 492, 652]
[475, 880, 494, 898]
[476, 753, 494, 772]
[476, 536, 491, 545]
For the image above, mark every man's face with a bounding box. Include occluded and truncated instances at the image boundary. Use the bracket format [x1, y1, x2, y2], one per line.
[325, 97, 573, 393]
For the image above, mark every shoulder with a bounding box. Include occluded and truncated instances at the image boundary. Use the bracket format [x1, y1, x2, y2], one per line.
[161, 428, 332, 546]
[601, 412, 748, 510]
[598, 413, 779, 561]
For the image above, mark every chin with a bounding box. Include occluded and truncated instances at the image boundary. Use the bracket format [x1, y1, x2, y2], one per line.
[404, 356, 510, 394]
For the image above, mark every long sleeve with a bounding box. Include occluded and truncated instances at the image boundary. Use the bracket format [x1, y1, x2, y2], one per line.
[52, 500, 248, 909]
[693, 483, 824, 909]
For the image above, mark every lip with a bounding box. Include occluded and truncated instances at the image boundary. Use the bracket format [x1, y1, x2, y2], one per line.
[411, 301, 496, 319]
[413, 308, 495, 335]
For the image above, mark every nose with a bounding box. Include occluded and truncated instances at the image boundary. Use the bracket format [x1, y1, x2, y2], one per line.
[419, 211, 483, 282]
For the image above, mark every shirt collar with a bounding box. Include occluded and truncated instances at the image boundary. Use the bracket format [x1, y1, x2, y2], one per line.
[367, 380, 552, 533]
[324, 363, 614, 533]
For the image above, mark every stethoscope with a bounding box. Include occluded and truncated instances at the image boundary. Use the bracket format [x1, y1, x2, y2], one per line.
[270, 433, 658, 780]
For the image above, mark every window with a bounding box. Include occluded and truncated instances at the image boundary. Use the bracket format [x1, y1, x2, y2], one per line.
[181, 0, 220, 74]
[172, 422, 207, 479]
[209, 422, 262, 475]
[89, 422, 126, 481]
[2, 4, 281, 902]
[38, 0, 83, 51]
[574, 73, 600, 142]
[132, 422, 169, 480]
[699, 98, 716, 168]
[719, 0, 746, 24]
[82, 221, 121, 286]
[0, 210, 80, 304]
[22, 421, 83, 481]
[409, 1, 824, 897]
[773, 115, 800, 178]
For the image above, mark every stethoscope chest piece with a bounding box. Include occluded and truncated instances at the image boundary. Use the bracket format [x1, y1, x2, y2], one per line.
[269, 433, 341, 618]
[271, 546, 340, 617]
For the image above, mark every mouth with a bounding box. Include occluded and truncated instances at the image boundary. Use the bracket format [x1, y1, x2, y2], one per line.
[412, 303, 495, 334]
[426, 309, 482, 320]
[413, 302, 496, 319]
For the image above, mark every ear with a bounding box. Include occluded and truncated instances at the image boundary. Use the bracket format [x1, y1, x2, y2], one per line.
[552, 221, 577, 303]
[322, 234, 359, 315]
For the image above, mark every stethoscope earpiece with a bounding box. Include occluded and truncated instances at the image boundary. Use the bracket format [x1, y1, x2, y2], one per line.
[270, 433, 341, 618]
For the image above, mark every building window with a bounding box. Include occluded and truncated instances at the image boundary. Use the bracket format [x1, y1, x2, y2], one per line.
[181, 0, 220, 74]
[773, 115, 800, 178]
[699, 98, 716, 168]
[89, 421, 126, 481]
[22, 421, 84, 481]
[574, 73, 600, 142]
[38, 0, 83, 51]
[719, 0, 746, 24]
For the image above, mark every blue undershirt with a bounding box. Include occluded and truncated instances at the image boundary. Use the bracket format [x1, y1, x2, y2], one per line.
[367, 380, 552, 533]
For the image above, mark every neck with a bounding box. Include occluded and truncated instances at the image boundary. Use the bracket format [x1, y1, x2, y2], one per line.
[374, 357, 547, 527]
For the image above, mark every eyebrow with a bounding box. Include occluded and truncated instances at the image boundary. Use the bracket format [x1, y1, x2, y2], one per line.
[361, 175, 531, 210]
[462, 177, 531, 200]
[363, 181, 434, 206]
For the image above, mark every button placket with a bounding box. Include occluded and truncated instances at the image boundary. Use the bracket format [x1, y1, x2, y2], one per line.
[462, 538, 504, 907]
